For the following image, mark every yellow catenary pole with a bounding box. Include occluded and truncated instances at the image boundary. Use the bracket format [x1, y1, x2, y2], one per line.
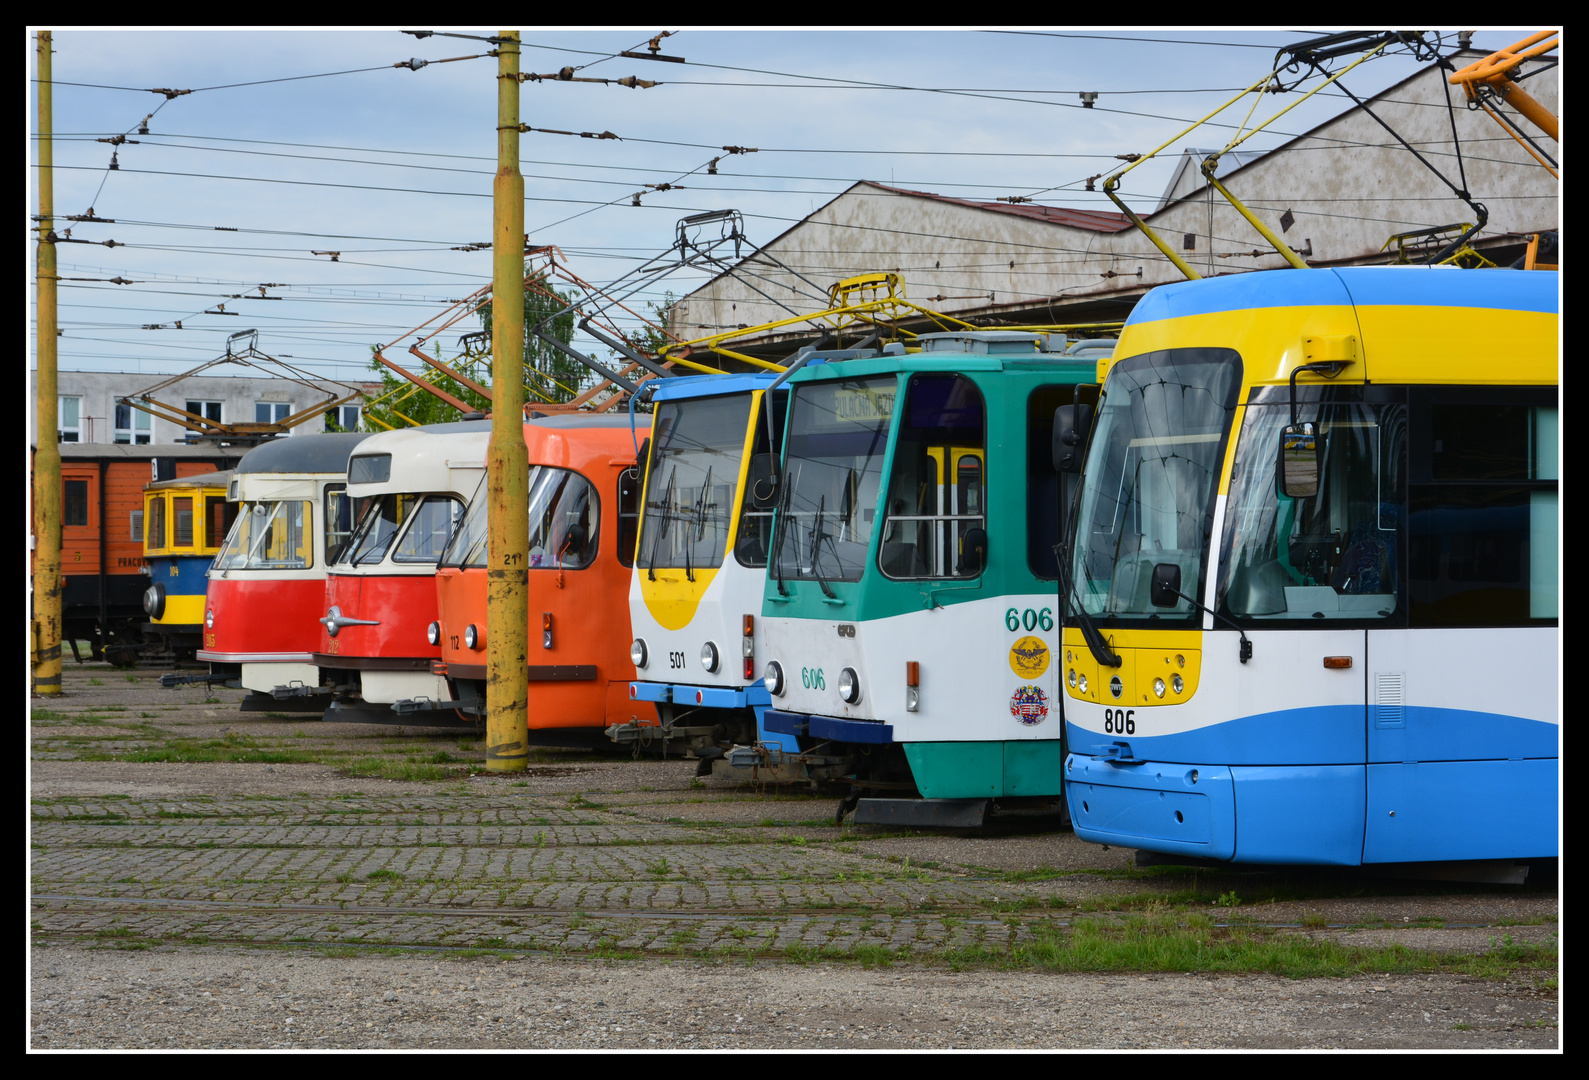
[33, 31, 63, 696]
[485, 31, 530, 772]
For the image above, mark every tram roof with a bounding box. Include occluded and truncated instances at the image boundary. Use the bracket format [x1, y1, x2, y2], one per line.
[235, 432, 373, 476]
[524, 413, 634, 429]
[647, 371, 784, 402]
[1126, 266, 1559, 327]
[345, 422, 490, 497]
[146, 469, 235, 493]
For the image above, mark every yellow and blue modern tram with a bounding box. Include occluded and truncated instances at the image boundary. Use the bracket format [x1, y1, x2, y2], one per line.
[1061, 266, 1558, 876]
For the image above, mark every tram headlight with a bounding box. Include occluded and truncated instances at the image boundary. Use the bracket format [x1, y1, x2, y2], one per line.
[205, 608, 214, 629]
[838, 667, 862, 705]
[1068, 669, 1077, 689]
[1153, 677, 1166, 699]
[1077, 673, 1088, 694]
[464, 624, 480, 650]
[763, 660, 785, 697]
[1172, 674, 1184, 695]
[630, 639, 648, 669]
[427, 621, 441, 646]
[142, 584, 166, 620]
[700, 641, 720, 673]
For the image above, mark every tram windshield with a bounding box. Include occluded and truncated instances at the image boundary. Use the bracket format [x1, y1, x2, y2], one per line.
[638, 394, 753, 575]
[1218, 389, 1406, 621]
[339, 492, 419, 566]
[214, 500, 313, 571]
[774, 376, 894, 585]
[1070, 349, 1240, 621]
[390, 496, 465, 564]
[438, 468, 599, 571]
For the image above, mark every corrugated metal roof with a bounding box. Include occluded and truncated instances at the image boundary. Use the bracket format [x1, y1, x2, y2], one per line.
[859, 182, 1132, 232]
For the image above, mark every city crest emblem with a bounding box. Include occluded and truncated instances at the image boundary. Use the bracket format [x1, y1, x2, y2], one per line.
[1009, 684, 1049, 726]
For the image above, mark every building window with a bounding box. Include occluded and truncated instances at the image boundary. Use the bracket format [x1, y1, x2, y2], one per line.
[324, 404, 361, 433]
[185, 400, 223, 424]
[114, 403, 153, 445]
[256, 401, 292, 426]
[59, 396, 82, 443]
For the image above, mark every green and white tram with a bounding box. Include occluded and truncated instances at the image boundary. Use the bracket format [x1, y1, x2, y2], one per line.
[758, 331, 1111, 824]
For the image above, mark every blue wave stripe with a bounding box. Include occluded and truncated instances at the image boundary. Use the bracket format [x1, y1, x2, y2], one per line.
[1125, 267, 1557, 327]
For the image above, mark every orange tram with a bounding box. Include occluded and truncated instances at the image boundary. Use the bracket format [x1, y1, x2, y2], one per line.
[426, 414, 657, 742]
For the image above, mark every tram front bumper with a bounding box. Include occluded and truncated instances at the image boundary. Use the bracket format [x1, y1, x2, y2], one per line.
[1065, 753, 1236, 862]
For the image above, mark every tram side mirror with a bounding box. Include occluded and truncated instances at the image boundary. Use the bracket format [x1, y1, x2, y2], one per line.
[1279, 423, 1321, 498]
[745, 453, 779, 509]
[1052, 403, 1094, 473]
[559, 523, 587, 556]
[1151, 563, 1182, 608]
[637, 438, 652, 476]
[960, 527, 989, 576]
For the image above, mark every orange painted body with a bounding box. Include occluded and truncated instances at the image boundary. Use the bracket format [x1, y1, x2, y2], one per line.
[435, 419, 656, 732]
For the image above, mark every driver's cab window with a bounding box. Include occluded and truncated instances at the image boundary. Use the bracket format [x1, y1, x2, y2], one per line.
[1220, 389, 1406, 621]
[879, 375, 986, 579]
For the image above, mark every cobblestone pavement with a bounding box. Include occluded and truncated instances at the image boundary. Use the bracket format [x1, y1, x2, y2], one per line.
[30, 666, 1559, 1049]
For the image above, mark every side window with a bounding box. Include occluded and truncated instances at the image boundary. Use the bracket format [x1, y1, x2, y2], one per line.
[1408, 388, 1557, 626]
[204, 495, 234, 551]
[173, 497, 195, 547]
[734, 391, 786, 569]
[527, 471, 598, 571]
[147, 497, 166, 549]
[324, 484, 355, 561]
[1026, 385, 1074, 580]
[879, 375, 986, 579]
[63, 479, 91, 528]
[130, 509, 144, 542]
[1218, 392, 1406, 622]
[617, 466, 641, 569]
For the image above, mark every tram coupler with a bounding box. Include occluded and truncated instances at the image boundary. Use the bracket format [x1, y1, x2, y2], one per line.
[391, 696, 466, 715]
[271, 681, 331, 700]
[159, 671, 231, 689]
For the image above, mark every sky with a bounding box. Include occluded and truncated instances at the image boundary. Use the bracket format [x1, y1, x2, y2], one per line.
[27, 27, 1540, 396]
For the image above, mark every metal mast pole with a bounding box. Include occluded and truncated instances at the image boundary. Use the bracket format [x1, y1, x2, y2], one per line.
[33, 30, 62, 696]
[485, 30, 530, 772]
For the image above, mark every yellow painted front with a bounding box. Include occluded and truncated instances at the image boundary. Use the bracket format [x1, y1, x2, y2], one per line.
[638, 390, 761, 632]
[157, 593, 207, 627]
[1062, 627, 1202, 707]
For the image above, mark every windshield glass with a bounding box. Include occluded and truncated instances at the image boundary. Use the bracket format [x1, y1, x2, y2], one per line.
[213, 500, 313, 571]
[1219, 391, 1405, 621]
[638, 394, 753, 574]
[391, 496, 465, 564]
[774, 376, 895, 585]
[1070, 348, 1240, 620]
[340, 492, 419, 566]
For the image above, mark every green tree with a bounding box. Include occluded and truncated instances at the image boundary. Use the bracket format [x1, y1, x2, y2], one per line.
[363, 263, 581, 429]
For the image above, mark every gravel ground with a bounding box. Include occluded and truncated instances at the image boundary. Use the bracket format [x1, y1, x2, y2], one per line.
[30, 947, 1559, 1050]
[30, 666, 1560, 1051]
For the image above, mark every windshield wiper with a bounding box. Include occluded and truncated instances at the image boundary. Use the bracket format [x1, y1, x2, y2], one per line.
[808, 494, 837, 599]
[770, 473, 793, 596]
[684, 464, 712, 583]
[645, 465, 677, 583]
[1056, 541, 1121, 668]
